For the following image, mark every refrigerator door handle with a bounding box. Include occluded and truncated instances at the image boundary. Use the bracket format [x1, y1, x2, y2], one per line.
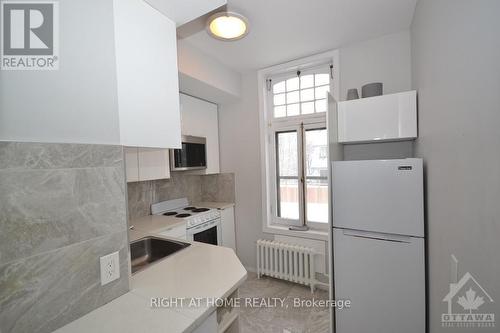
[342, 229, 413, 243]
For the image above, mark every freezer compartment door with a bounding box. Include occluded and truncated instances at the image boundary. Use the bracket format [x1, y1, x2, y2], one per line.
[333, 158, 423, 237]
[333, 228, 425, 333]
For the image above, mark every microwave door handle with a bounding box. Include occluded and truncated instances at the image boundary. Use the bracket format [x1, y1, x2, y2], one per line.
[342, 229, 412, 243]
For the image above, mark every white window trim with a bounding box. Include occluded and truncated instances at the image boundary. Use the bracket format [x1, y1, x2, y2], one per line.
[258, 50, 340, 240]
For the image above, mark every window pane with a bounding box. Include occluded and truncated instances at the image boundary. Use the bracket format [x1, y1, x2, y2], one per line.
[305, 129, 328, 177]
[315, 99, 327, 113]
[274, 93, 285, 106]
[300, 88, 314, 102]
[274, 105, 286, 118]
[306, 178, 328, 223]
[286, 77, 299, 91]
[286, 103, 300, 116]
[278, 178, 300, 220]
[277, 131, 298, 176]
[315, 73, 329, 86]
[276, 131, 300, 220]
[301, 101, 314, 114]
[273, 81, 286, 94]
[286, 90, 299, 104]
[300, 75, 314, 89]
[305, 128, 328, 223]
[315, 85, 330, 100]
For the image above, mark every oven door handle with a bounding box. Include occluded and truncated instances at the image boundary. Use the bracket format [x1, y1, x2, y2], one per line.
[189, 219, 220, 233]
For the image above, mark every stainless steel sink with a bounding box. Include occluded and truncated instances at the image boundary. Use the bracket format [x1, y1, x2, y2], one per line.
[130, 236, 190, 274]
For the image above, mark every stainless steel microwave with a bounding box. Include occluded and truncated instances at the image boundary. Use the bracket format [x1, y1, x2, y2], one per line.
[170, 135, 207, 171]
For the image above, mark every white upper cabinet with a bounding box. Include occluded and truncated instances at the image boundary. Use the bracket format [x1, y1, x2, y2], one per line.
[124, 147, 170, 182]
[137, 148, 171, 181]
[337, 90, 417, 144]
[180, 94, 220, 174]
[113, 0, 181, 148]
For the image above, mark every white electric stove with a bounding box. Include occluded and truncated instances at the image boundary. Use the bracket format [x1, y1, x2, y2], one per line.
[151, 198, 221, 245]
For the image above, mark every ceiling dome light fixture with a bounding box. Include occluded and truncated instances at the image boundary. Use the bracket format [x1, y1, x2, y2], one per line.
[206, 12, 249, 41]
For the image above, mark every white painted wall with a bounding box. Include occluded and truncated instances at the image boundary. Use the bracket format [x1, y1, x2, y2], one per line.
[177, 40, 241, 104]
[411, 1, 500, 331]
[0, 0, 120, 144]
[339, 30, 414, 160]
[219, 31, 413, 269]
[339, 30, 412, 101]
[145, 0, 225, 26]
[218, 72, 272, 270]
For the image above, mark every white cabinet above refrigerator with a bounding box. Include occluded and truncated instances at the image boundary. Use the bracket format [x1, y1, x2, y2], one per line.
[337, 90, 417, 144]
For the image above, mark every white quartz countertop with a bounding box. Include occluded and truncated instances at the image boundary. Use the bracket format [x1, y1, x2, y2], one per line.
[54, 230, 247, 333]
[129, 214, 186, 235]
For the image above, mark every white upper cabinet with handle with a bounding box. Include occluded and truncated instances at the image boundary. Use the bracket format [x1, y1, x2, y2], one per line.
[113, 0, 181, 148]
[179, 94, 220, 174]
[337, 90, 417, 144]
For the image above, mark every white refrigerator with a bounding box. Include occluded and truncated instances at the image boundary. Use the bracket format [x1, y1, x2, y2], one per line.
[332, 158, 426, 333]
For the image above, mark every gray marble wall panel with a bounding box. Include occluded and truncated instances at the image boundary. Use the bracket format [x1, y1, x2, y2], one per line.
[154, 174, 202, 204]
[200, 173, 236, 203]
[126, 180, 154, 220]
[127, 172, 235, 220]
[0, 167, 127, 264]
[0, 231, 129, 333]
[0, 142, 129, 333]
[0, 142, 123, 169]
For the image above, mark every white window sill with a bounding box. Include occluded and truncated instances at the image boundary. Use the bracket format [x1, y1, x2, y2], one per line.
[263, 225, 329, 241]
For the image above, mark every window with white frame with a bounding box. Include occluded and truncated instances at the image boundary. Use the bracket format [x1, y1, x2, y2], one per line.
[265, 64, 333, 229]
[271, 70, 331, 118]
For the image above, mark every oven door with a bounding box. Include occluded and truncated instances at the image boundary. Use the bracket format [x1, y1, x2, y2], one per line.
[170, 135, 207, 171]
[187, 219, 221, 246]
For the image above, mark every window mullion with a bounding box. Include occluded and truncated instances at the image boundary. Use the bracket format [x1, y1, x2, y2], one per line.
[298, 122, 306, 227]
[297, 71, 302, 115]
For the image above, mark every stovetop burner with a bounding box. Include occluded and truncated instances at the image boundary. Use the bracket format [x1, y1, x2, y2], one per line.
[176, 213, 191, 218]
[163, 212, 177, 216]
[192, 208, 209, 213]
[184, 207, 197, 211]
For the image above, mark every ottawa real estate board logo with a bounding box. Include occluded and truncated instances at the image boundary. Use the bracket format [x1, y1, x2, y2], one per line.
[1, 0, 59, 70]
[442, 255, 495, 328]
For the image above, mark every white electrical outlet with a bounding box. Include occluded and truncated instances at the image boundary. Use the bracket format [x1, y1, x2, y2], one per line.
[100, 251, 120, 286]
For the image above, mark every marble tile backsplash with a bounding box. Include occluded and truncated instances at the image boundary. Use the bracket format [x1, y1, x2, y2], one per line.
[0, 142, 129, 333]
[201, 173, 236, 203]
[127, 172, 235, 220]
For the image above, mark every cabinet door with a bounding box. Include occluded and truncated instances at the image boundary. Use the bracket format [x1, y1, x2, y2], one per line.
[179, 93, 220, 174]
[137, 148, 170, 181]
[337, 90, 417, 143]
[114, 0, 181, 148]
[220, 207, 236, 251]
[124, 147, 139, 182]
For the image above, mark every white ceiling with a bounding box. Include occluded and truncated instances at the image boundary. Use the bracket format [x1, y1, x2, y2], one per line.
[178, 0, 417, 72]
